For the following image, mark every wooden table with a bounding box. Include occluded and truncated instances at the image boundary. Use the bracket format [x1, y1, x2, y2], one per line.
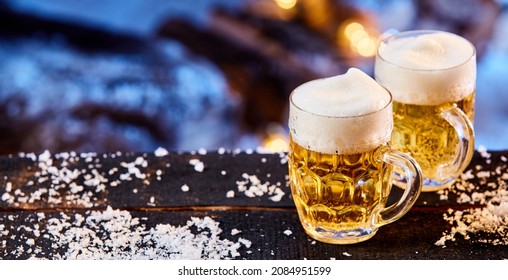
[1, 149, 507, 260]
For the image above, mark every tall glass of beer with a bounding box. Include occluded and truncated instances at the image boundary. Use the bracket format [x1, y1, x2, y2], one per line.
[288, 68, 422, 244]
[375, 30, 476, 191]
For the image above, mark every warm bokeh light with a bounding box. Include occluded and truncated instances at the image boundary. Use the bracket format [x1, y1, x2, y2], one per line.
[356, 36, 377, 57]
[274, 0, 298, 10]
[350, 28, 368, 44]
[338, 20, 379, 58]
[344, 22, 364, 39]
[262, 134, 288, 153]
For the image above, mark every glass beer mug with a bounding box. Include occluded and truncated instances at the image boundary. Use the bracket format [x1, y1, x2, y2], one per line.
[375, 30, 476, 192]
[288, 68, 422, 244]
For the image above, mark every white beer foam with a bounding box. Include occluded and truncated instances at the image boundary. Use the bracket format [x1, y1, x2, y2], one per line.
[289, 68, 393, 155]
[375, 31, 476, 105]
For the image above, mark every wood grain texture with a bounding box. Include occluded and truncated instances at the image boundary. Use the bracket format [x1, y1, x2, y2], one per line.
[1, 150, 507, 259]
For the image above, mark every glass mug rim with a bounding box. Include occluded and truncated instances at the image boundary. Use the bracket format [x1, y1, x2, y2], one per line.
[289, 83, 393, 120]
[376, 29, 477, 73]
[288, 81, 394, 156]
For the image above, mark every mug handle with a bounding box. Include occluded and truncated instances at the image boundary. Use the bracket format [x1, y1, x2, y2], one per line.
[377, 149, 422, 226]
[439, 104, 475, 179]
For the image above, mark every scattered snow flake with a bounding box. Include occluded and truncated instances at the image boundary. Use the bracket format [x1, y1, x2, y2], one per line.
[38, 150, 51, 163]
[226, 190, 235, 198]
[154, 147, 169, 157]
[189, 159, 204, 172]
[235, 173, 286, 201]
[436, 155, 508, 246]
[238, 238, 252, 249]
[1, 192, 11, 202]
[12, 209, 250, 260]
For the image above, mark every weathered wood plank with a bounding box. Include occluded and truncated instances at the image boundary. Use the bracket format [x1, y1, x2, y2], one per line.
[1, 150, 506, 210]
[0, 151, 292, 210]
[1, 150, 507, 260]
[1, 208, 506, 260]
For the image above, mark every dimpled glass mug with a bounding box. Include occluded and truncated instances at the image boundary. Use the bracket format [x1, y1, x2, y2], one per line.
[375, 30, 476, 192]
[288, 68, 422, 244]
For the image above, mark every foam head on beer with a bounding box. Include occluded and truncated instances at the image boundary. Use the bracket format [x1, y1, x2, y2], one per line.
[375, 31, 476, 105]
[289, 67, 393, 155]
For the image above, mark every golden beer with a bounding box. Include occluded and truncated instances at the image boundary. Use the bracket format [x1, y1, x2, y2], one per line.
[288, 138, 392, 244]
[392, 92, 475, 182]
[375, 30, 476, 191]
[288, 68, 422, 244]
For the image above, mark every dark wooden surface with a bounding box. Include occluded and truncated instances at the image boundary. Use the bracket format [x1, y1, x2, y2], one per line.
[1, 149, 507, 260]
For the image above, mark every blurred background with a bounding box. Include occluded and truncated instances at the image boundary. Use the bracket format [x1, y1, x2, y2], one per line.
[0, 0, 507, 155]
